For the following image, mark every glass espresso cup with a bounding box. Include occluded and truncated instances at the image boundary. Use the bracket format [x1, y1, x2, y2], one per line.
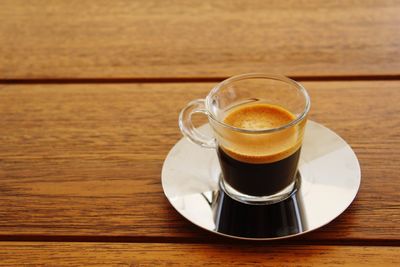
[179, 73, 310, 204]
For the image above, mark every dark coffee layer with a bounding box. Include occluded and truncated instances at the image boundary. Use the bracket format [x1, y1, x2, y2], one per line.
[218, 146, 301, 196]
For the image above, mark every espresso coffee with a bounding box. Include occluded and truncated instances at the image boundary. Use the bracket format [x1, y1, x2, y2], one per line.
[217, 103, 301, 196]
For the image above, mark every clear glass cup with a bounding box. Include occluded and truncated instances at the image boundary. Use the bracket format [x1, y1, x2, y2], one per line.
[179, 73, 310, 204]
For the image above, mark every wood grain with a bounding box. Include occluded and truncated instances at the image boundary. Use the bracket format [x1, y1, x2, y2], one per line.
[1, 0, 400, 79]
[0, 242, 399, 266]
[0, 81, 399, 242]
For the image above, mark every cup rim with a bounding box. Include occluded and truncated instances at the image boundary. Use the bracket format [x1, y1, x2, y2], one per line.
[205, 73, 311, 134]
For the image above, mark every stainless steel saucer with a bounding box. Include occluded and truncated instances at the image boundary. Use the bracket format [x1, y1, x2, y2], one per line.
[161, 121, 361, 240]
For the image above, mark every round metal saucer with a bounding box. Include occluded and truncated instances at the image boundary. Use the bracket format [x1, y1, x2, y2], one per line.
[161, 121, 361, 240]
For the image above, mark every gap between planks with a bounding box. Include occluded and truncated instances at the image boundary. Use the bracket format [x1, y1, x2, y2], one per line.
[1, 74, 400, 84]
[0, 235, 398, 247]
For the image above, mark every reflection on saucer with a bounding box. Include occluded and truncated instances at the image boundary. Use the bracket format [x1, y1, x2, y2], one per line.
[212, 187, 306, 238]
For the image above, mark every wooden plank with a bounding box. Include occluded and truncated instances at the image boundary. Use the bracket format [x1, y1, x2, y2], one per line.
[1, 0, 400, 79]
[0, 242, 399, 266]
[0, 81, 399, 241]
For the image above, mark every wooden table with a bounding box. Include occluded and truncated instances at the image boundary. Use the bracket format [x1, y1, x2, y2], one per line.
[1, 1, 399, 265]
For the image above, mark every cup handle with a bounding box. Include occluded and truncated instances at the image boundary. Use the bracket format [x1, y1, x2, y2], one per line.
[179, 99, 217, 149]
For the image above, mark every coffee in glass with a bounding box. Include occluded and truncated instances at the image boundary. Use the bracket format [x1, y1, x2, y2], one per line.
[179, 73, 310, 204]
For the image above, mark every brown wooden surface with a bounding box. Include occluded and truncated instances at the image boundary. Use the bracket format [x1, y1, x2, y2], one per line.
[1, 242, 399, 266]
[0, 81, 399, 242]
[1, 0, 400, 79]
[1, 0, 400, 264]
